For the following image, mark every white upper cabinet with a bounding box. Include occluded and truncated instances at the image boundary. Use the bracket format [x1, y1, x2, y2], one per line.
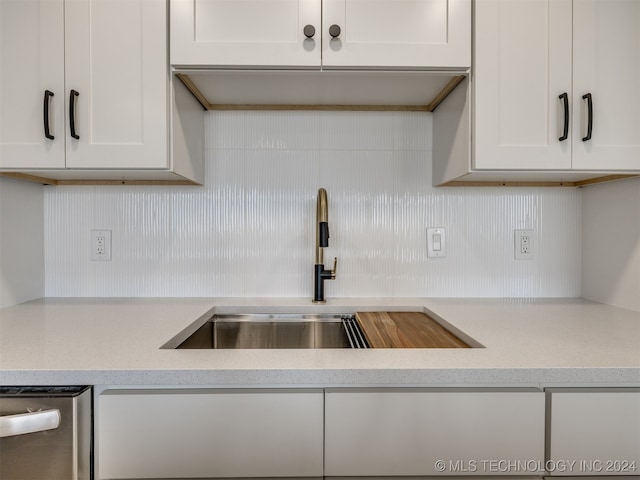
[474, 0, 640, 173]
[474, 0, 572, 170]
[64, 0, 168, 170]
[0, 0, 203, 182]
[0, 0, 65, 169]
[322, 0, 471, 69]
[572, 0, 640, 171]
[170, 0, 322, 67]
[170, 0, 471, 69]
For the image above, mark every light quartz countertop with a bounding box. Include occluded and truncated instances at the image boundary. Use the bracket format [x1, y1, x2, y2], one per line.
[0, 297, 638, 387]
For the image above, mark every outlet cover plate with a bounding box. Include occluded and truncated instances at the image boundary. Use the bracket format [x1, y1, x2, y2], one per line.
[91, 229, 112, 261]
[514, 229, 534, 260]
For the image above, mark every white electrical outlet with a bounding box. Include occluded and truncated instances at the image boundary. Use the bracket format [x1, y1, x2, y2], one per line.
[91, 230, 112, 261]
[514, 229, 534, 260]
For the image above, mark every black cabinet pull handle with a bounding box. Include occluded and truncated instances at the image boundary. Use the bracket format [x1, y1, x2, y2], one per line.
[582, 93, 593, 141]
[43, 90, 54, 140]
[69, 89, 79, 140]
[558, 92, 569, 141]
[303, 24, 316, 38]
[329, 24, 341, 38]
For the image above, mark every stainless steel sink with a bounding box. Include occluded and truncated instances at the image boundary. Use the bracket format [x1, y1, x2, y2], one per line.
[175, 314, 368, 349]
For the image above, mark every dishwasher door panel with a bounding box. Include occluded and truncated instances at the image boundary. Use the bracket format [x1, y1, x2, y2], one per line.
[0, 387, 92, 480]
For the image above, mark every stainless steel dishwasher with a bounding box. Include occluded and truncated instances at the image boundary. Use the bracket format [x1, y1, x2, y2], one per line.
[0, 386, 92, 480]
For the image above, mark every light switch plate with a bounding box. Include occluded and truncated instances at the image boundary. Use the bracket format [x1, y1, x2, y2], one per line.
[427, 227, 446, 258]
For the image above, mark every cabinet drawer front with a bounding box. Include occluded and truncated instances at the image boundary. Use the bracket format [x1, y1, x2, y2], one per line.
[547, 388, 640, 475]
[325, 388, 544, 476]
[97, 389, 324, 479]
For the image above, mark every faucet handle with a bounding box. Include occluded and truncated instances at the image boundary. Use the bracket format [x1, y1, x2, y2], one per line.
[331, 257, 337, 279]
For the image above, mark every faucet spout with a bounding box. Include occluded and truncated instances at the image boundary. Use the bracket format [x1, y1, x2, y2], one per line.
[316, 188, 329, 264]
[313, 188, 337, 303]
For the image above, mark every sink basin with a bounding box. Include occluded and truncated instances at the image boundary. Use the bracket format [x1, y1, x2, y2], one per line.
[163, 310, 480, 350]
[174, 314, 368, 349]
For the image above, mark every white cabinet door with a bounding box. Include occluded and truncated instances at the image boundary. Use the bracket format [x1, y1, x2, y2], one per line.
[547, 388, 640, 475]
[572, 0, 640, 171]
[474, 0, 640, 173]
[0, 0, 65, 169]
[474, 0, 572, 170]
[322, 0, 470, 69]
[97, 389, 324, 479]
[170, 0, 321, 67]
[64, 0, 167, 169]
[325, 388, 545, 476]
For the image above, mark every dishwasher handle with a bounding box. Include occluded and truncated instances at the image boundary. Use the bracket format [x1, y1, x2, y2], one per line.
[0, 409, 61, 438]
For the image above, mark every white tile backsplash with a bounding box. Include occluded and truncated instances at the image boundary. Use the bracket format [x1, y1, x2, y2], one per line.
[44, 111, 582, 298]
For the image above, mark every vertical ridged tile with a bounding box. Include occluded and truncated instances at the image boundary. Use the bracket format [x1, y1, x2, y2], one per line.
[44, 111, 582, 298]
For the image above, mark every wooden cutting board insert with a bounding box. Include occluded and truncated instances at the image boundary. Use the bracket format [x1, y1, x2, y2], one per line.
[355, 311, 470, 348]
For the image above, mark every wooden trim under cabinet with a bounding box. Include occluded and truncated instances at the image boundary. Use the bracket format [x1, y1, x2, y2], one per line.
[175, 73, 466, 113]
[0, 172, 200, 186]
[441, 175, 639, 188]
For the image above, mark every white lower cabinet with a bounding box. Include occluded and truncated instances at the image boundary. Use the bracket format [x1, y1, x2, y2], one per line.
[97, 388, 324, 479]
[98, 386, 640, 479]
[324, 388, 545, 476]
[546, 388, 640, 476]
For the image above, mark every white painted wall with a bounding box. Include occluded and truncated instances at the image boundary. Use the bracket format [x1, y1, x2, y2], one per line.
[0, 176, 44, 307]
[582, 177, 640, 312]
[43, 111, 582, 298]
